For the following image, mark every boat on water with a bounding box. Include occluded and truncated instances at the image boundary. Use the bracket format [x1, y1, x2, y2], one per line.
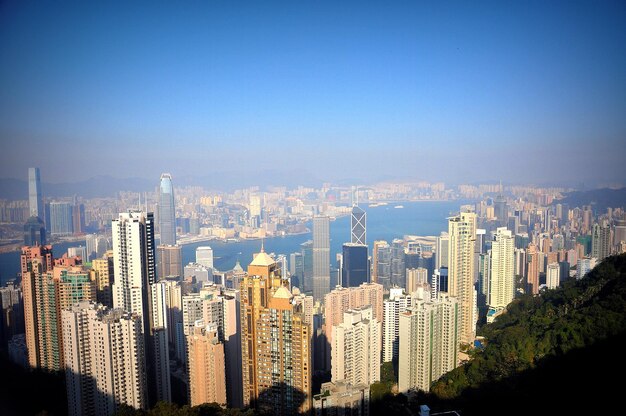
[394, 205, 404, 209]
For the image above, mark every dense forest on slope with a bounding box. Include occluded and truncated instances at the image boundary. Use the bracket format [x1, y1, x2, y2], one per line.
[423, 253, 626, 415]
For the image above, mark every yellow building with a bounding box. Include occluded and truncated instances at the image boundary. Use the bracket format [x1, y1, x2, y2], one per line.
[240, 247, 311, 415]
[447, 211, 477, 345]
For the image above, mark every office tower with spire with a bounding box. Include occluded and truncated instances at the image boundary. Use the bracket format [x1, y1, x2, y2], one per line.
[488, 227, 515, 314]
[158, 174, 176, 246]
[351, 205, 366, 245]
[312, 216, 330, 301]
[448, 211, 477, 345]
[331, 305, 380, 386]
[494, 192, 507, 227]
[240, 248, 311, 415]
[112, 211, 170, 405]
[62, 301, 147, 416]
[398, 293, 459, 393]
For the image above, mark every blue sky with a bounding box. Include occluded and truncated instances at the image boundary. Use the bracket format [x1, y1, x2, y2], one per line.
[1, 1, 625, 187]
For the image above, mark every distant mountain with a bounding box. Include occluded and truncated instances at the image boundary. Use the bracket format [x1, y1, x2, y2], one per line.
[424, 253, 626, 415]
[0, 169, 323, 199]
[0, 176, 156, 199]
[555, 187, 626, 212]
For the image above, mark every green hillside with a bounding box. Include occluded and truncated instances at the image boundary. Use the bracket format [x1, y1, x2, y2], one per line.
[424, 253, 626, 415]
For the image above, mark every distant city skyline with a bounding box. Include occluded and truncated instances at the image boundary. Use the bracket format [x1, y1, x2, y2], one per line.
[1, 1, 625, 187]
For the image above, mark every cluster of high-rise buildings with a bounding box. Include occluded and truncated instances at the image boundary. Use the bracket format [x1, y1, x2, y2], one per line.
[1, 169, 625, 415]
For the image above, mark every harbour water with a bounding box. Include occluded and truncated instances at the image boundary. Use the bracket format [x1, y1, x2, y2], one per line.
[0, 200, 465, 283]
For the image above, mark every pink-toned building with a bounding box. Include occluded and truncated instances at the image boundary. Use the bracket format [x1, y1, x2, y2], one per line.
[188, 323, 227, 407]
[324, 282, 383, 344]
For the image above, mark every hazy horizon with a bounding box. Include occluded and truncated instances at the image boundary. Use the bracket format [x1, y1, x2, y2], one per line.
[1, 1, 625, 187]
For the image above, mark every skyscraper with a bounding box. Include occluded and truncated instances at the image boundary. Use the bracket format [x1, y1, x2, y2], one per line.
[591, 221, 611, 261]
[301, 240, 313, 292]
[159, 173, 176, 246]
[28, 167, 43, 219]
[488, 227, 515, 313]
[373, 240, 391, 288]
[324, 282, 384, 346]
[112, 211, 170, 405]
[90, 250, 114, 308]
[406, 267, 428, 294]
[331, 305, 380, 386]
[49, 202, 73, 235]
[62, 301, 147, 416]
[21, 246, 96, 372]
[23, 216, 46, 246]
[382, 287, 412, 363]
[546, 262, 560, 289]
[157, 245, 183, 279]
[494, 194, 507, 227]
[188, 323, 227, 407]
[398, 294, 459, 393]
[341, 243, 369, 288]
[21, 245, 53, 368]
[390, 239, 405, 288]
[526, 243, 540, 295]
[351, 205, 366, 245]
[447, 211, 477, 345]
[312, 216, 330, 301]
[240, 250, 311, 415]
[436, 232, 449, 270]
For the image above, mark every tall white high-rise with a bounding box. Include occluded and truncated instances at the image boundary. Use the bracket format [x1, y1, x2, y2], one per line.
[546, 262, 560, 289]
[111, 211, 170, 405]
[331, 305, 380, 386]
[398, 294, 459, 393]
[62, 301, 147, 416]
[448, 211, 477, 345]
[112, 211, 156, 327]
[488, 227, 515, 312]
[382, 287, 412, 363]
[312, 216, 330, 301]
